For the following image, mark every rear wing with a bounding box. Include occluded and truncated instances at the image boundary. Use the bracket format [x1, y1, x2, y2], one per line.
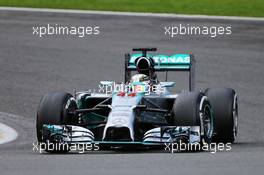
[124, 48, 196, 91]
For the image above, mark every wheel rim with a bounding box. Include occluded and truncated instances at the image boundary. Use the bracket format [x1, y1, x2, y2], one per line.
[203, 104, 213, 140]
[233, 94, 238, 141]
[64, 97, 78, 124]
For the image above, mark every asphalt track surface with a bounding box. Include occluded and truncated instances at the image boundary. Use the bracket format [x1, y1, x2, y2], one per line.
[0, 10, 264, 175]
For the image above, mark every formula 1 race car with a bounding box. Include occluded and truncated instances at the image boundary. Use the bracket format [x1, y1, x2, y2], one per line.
[36, 48, 238, 153]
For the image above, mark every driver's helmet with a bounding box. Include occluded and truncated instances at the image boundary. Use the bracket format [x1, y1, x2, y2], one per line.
[136, 57, 155, 76]
[131, 74, 148, 83]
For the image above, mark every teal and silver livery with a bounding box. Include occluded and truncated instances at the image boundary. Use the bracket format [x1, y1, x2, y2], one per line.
[36, 48, 238, 153]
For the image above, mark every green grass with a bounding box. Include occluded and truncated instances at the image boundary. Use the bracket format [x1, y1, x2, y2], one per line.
[0, 0, 264, 17]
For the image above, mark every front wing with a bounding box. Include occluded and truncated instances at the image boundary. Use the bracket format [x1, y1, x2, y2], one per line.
[41, 124, 201, 146]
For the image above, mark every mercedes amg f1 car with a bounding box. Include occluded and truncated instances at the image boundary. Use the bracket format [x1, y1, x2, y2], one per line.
[36, 48, 238, 153]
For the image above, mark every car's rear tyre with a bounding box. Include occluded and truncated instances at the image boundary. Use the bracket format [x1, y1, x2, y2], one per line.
[36, 92, 77, 153]
[172, 92, 213, 147]
[205, 88, 238, 143]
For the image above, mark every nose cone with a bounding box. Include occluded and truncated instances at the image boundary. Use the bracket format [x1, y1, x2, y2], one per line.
[102, 93, 144, 141]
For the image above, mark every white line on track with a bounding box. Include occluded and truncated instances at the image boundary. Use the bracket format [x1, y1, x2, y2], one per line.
[0, 122, 18, 144]
[0, 112, 18, 145]
[0, 7, 263, 21]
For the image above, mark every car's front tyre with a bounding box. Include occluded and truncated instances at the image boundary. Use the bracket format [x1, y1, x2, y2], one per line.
[36, 92, 77, 153]
[172, 91, 214, 148]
